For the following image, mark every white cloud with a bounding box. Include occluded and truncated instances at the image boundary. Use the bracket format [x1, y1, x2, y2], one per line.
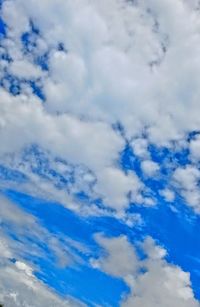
[1, 0, 200, 215]
[92, 235, 200, 307]
[141, 160, 160, 177]
[131, 138, 149, 159]
[9, 60, 44, 79]
[1, 2, 200, 305]
[0, 194, 88, 267]
[0, 258, 84, 307]
[173, 165, 200, 212]
[2, 0, 200, 138]
[94, 167, 143, 211]
[0, 195, 87, 306]
[91, 234, 139, 278]
[190, 135, 200, 162]
[1, 0, 29, 37]
[0, 89, 150, 215]
[159, 188, 175, 202]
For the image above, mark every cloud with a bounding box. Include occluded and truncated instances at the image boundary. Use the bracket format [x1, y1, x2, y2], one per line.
[190, 135, 200, 162]
[91, 234, 139, 278]
[1, 0, 200, 305]
[0, 194, 88, 267]
[91, 234, 200, 307]
[173, 165, 200, 212]
[159, 188, 175, 202]
[1, 0, 200, 215]
[141, 159, 160, 177]
[0, 257, 83, 307]
[0, 195, 87, 306]
[131, 138, 149, 159]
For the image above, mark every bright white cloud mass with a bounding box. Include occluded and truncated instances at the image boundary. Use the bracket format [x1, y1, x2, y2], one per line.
[91, 235, 199, 307]
[0, 0, 200, 306]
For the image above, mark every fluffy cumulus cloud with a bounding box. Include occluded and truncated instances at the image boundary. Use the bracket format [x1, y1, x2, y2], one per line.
[141, 159, 159, 177]
[173, 166, 200, 212]
[92, 235, 200, 307]
[1, 0, 200, 214]
[1, 0, 200, 305]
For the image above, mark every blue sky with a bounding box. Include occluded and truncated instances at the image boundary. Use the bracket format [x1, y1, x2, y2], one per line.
[0, 0, 200, 306]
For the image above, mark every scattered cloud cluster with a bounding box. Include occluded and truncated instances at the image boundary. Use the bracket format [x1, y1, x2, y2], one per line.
[1, 0, 200, 215]
[0, 195, 86, 306]
[92, 234, 200, 307]
[1, 0, 200, 305]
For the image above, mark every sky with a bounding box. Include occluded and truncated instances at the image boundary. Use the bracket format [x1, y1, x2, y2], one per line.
[0, 0, 200, 306]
